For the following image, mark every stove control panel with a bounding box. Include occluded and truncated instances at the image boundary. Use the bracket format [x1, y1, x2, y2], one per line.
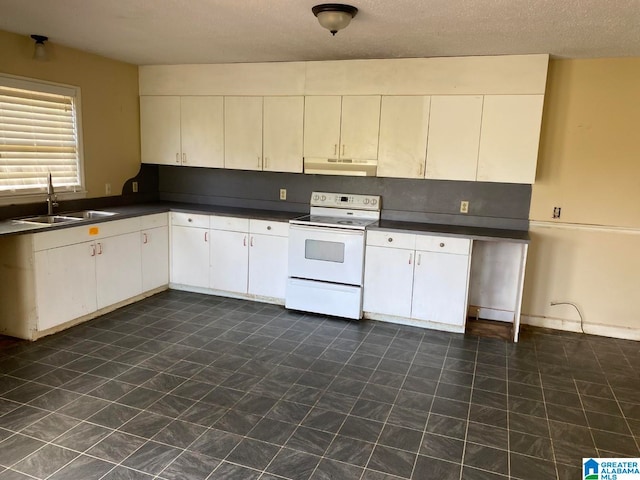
[310, 192, 381, 211]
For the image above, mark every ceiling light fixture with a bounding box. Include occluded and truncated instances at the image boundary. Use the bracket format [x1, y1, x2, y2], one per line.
[30, 34, 49, 61]
[312, 4, 358, 36]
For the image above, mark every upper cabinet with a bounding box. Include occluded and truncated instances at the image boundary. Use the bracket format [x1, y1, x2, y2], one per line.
[263, 96, 304, 173]
[378, 96, 430, 179]
[426, 96, 483, 181]
[304, 95, 381, 161]
[477, 95, 545, 184]
[140, 96, 223, 167]
[224, 96, 263, 171]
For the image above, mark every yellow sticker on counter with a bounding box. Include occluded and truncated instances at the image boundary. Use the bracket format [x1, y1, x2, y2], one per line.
[89, 227, 99, 236]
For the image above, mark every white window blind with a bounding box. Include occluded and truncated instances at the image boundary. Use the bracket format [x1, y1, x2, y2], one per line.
[0, 76, 82, 196]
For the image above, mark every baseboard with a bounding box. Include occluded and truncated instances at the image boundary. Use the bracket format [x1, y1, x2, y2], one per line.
[521, 314, 640, 341]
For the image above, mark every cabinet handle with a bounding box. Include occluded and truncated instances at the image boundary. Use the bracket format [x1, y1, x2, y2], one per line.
[417, 253, 421, 266]
[267, 225, 271, 231]
[243, 235, 247, 247]
[182, 153, 187, 164]
[143, 233, 148, 244]
[250, 236, 254, 247]
[97, 243, 103, 255]
[90, 244, 96, 257]
[188, 218, 192, 223]
[408, 253, 412, 265]
[388, 237, 393, 243]
[176, 153, 180, 164]
[333, 144, 337, 156]
[440, 242, 445, 248]
[204, 231, 208, 242]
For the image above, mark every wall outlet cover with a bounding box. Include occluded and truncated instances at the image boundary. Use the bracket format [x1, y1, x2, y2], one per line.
[460, 201, 469, 214]
[280, 188, 287, 201]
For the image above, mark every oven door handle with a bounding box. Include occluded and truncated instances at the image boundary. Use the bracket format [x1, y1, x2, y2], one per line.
[289, 224, 365, 236]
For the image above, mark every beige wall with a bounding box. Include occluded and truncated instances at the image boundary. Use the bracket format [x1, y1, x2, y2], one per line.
[0, 29, 140, 198]
[523, 58, 640, 338]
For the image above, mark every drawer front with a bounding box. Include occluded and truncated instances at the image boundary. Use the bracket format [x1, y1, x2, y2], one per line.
[210, 215, 249, 232]
[33, 217, 141, 251]
[171, 212, 209, 228]
[415, 235, 471, 255]
[249, 219, 289, 237]
[366, 230, 415, 250]
[141, 212, 168, 230]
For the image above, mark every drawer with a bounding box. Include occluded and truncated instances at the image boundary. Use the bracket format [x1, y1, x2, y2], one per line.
[210, 215, 249, 232]
[171, 212, 209, 228]
[141, 212, 168, 230]
[249, 219, 289, 237]
[366, 230, 415, 250]
[415, 235, 471, 255]
[33, 217, 142, 251]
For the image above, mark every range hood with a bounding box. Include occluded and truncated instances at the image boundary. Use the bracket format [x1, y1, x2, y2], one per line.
[304, 158, 377, 176]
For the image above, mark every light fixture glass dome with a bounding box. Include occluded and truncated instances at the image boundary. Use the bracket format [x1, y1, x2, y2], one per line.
[312, 4, 358, 36]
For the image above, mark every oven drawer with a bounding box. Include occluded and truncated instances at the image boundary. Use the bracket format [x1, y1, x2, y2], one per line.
[415, 235, 471, 255]
[171, 212, 209, 228]
[286, 278, 363, 320]
[250, 219, 289, 237]
[366, 230, 415, 250]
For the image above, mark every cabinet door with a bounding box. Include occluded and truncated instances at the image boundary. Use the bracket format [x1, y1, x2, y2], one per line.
[477, 95, 544, 184]
[303, 96, 342, 160]
[140, 96, 181, 165]
[426, 96, 483, 181]
[378, 96, 430, 178]
[35, 242, 97, 331]
[263, 96, 304, 173]
[248, 233, 288, 299]
[340, 95, 381, 160]
[181, 96, 224, 168]
[141, 226, 169, 292]
[210, 230, 249, 293]
[171, 225, 209, 288]
[95, 232, 142, 309]
[363, 245, 414, 318]
[411, 251, 470, 326]
[224, 96, 263, 171]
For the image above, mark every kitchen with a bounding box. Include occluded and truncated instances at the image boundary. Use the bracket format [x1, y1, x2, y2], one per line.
[0, 1, 639, 479]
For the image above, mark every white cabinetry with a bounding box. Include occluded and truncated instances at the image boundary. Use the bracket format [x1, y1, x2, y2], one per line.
[248, 220, 289, 300]
[263, 96, 304, 173]
[224, 96, 263, 171]
[378, 96, 430, 179]
[95, 232, 142, 309]
[426, 96, 483, 181]
[303, 95, 381, 161]
[141, 214, 169, 292]
[170, 213, 210, 289]
[209, 216, 250, 293]
[140, 96, 224, 167]
[364, 230, 472, 332]
[477, 95, 544, 184]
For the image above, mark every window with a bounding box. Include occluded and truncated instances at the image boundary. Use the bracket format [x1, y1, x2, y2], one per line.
[0, 74, 84, 202]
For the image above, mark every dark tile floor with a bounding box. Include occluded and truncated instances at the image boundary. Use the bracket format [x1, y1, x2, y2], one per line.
[0, 290, 639, 479]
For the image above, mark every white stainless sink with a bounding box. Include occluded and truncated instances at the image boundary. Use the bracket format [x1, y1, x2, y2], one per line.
[20, 215, 82, 225]
[65, 210, 117, 219]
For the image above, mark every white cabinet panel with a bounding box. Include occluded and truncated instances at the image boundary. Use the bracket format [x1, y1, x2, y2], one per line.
[96, 232, 142, 309]
[248, 233, 288, 299]
[210, 230, 249, 293]
[35, 243, 97, 331]
[171, 225, 209, 288]
[477, 94, 544, 184]
[363, 245, 414, 318]
[378, 96, 430, 179]
[142, 226, 169, 292]
[340, 95, 381, 160]
[263, 96, 304, 173]
[140, 96, 181, 165]
[412, 251, 470, 326]
[180, 96, 224, 168]
[426, 96, 483, 181]
[224, 96, 263, 171]
[303, 96, 342, 160]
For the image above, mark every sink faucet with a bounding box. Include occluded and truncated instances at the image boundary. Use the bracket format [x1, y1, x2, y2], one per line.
[46, 173, 58, 215]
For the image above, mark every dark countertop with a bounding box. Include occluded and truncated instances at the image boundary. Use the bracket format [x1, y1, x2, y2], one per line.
[0, 201, 528, 243]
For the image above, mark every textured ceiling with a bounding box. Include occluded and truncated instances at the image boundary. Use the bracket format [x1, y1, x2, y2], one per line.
[0, 0, 639, 65]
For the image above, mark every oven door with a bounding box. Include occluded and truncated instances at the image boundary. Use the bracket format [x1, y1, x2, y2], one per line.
[288, 224, 365, 286]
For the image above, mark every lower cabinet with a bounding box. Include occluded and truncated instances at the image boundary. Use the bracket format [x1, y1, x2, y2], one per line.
[248, 220, 289, 299]
[170, 213, 210, 288]
[141, 216, 169, 292]
[209, 216, 250, 293]
[364, 230, 472, 330]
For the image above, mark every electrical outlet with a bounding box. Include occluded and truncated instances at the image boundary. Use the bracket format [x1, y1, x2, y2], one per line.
[460, 200, 469, 214]
[553, 206, 561, 219]
[280, 188, 287, 201]
[105, 183, 111, 195]
[132, 181, 138, 193]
